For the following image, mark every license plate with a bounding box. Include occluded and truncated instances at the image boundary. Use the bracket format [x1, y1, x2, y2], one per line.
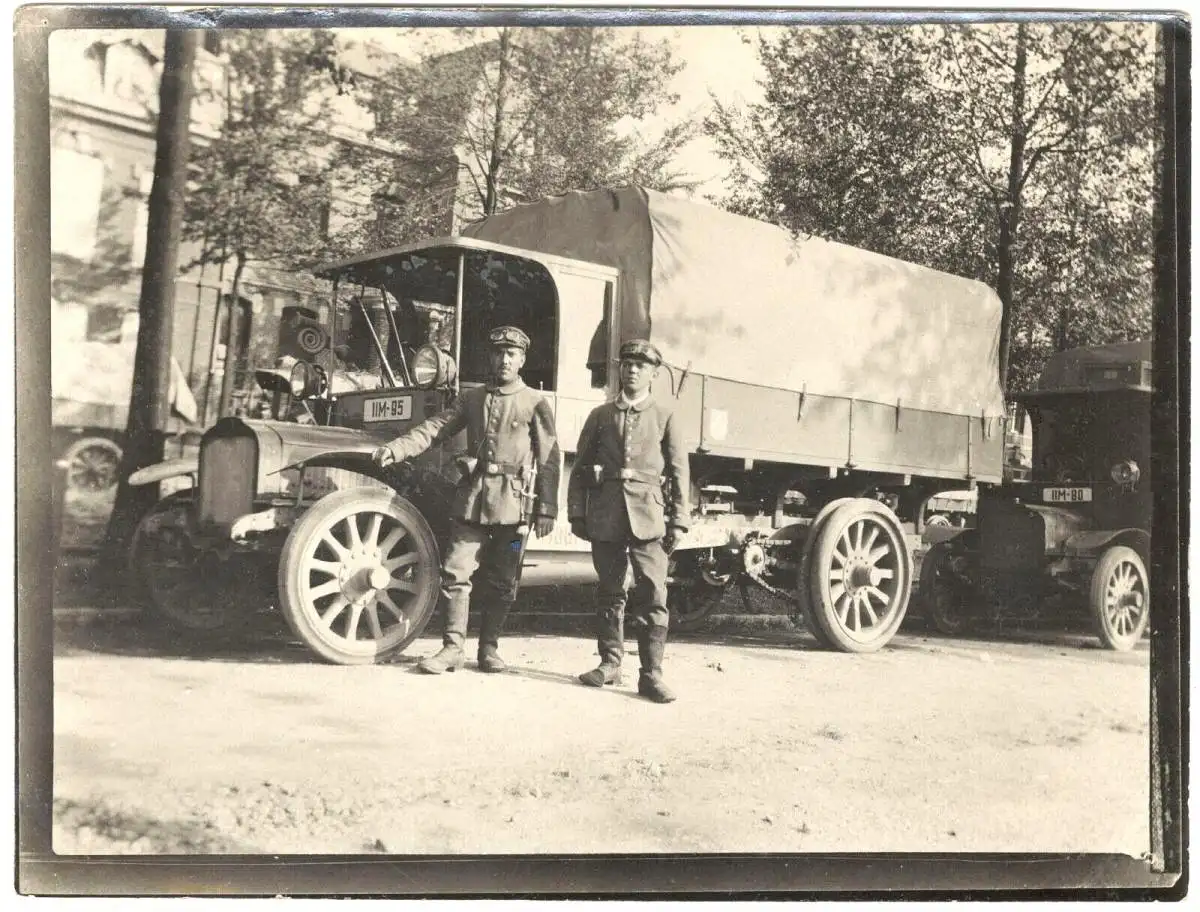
[1043, 486, 1093, 504]
[363, 395, 413, 423]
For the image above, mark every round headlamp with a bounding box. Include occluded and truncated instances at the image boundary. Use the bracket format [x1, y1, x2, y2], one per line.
[288, 360, 325, 399]
[1110, 460, 1140, 485]
[411, 345, 457, 389]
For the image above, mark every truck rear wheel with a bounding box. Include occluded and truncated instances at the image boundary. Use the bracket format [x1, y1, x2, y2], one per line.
[278, 487, 440, 665]
[806, 498, 912, 653]
[1089, 545, 1149, 652]
[792, 497, 854, 648]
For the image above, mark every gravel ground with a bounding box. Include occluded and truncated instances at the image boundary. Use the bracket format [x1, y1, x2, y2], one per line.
[50, 494, 1152, 859]
[53, 617, 1151, 857]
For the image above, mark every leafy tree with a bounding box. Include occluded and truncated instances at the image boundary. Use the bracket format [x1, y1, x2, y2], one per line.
[182, 28, 342, 415]
[705, 23, 1157, 392]
[355, 26, 696, 237]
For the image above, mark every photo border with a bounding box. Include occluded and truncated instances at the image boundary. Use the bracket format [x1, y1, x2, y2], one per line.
[15, 3, 1188, 898]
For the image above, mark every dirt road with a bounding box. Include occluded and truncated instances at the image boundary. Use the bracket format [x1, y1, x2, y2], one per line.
[53, 618, 1151, 857]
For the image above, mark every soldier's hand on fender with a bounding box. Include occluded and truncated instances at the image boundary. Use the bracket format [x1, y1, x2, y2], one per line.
[371, 445, 395, 468]
[534, 516, 555, 539]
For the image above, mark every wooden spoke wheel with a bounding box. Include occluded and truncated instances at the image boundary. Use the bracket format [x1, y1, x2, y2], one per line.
[792, 497, 854, 649]
[278, 487, 440, 664]
[806, 498, 912, 653]
[64, 436, 122, 493]
[1089, 545, 1149, 652]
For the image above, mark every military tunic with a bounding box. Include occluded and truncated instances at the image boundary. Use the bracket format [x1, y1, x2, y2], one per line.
[568, 393, 690, 631]
[567, 396, 689, 541]
[381, 379, 560, 635]
[383, 379, 560, 525]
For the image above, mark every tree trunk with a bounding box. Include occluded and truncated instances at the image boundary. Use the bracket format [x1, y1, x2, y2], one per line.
[484, 28, 512, 215]
[996, 24, 1028, 391]
[218, 252, 247, 418]
[101, 30, 199, 568]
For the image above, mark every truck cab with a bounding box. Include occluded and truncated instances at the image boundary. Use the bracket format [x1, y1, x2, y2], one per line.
[922, 340, 1152, 650]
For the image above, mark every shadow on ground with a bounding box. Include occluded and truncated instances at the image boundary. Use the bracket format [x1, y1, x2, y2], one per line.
[53, 552, 1143, 663]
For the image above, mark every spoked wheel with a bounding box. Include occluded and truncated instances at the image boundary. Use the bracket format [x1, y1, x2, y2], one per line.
[792, 497, 854, 648]
[64, 437, 123, 493]
[918, 542, 971, 636]
[128, 493, 256, 632]
[806, 498, 912, 653]
[278, 487, 440, 664]
[668, 552, 732, 633]
[1089, 545, 1149, 651]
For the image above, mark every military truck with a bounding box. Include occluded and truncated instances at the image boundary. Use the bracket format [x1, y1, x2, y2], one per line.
[129, 187, 1006, 663]
[917, 340, 1152, 650]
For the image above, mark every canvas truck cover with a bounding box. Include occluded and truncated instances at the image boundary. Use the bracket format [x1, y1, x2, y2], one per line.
[462, 186, 1006, 419]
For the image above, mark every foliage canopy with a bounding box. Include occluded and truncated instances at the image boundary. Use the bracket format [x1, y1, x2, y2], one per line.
[705, 23, 1159, 391]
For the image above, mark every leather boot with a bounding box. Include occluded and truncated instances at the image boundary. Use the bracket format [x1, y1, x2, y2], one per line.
[637, 625, 676, 703]
[476, 602, 512, 673]
[417, 592, 468, 674]
[579, 608, 624, 687]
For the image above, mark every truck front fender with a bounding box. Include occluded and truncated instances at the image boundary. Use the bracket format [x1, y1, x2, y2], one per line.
[1064, 528, 1151, 562]
[128, 457, 199, 487]
[275, 450, 394, 488]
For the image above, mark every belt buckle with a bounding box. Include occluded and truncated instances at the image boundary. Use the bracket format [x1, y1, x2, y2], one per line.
[487, 463, 499, 474]
[619, 468, 634, 480]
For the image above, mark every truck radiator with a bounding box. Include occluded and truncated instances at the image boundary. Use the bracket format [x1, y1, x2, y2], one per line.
[198, 426, 257, 527]
[978, 499, 1043, 571]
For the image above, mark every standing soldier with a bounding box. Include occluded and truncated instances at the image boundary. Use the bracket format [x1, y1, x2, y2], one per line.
[372, 326, 559, 674]
[568, 339, 690, 703]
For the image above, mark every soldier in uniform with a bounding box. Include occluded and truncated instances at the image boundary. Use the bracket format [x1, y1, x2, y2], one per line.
[568, 339, 690, 703]
[372, 326, 560, 674]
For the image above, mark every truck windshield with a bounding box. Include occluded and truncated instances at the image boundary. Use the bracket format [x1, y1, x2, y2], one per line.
[1029, 392, 1151, 483]
[356, 248, 558, 391]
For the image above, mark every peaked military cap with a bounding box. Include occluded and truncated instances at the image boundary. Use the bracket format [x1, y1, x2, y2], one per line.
[619, 338, 662, 366]
[489, 325, 530, 351]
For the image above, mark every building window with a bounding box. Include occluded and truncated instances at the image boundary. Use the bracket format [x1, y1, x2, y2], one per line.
[85, 305, 125, 343]
[298, 175, 332, 239]
[51, 147, 105, 260]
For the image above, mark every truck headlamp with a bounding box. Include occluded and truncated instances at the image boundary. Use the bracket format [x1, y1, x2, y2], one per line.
[412, 345, 457, 389]
[288, 360, 326, 399]
[1110, 460, 1140, 486]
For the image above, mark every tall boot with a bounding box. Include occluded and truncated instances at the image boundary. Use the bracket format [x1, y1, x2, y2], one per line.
[637, 625, 676, 703]
[417, 592, 468, 674]
[477, 602, 512, 673]
[579, 608, 624, 687]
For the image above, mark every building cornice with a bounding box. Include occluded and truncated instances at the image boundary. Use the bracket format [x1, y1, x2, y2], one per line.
[52, 93, 416, 158]
[51, 94, 221, 143]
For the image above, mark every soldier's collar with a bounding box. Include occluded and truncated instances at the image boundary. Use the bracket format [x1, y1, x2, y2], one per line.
[615, 390, 652, 412]
[486, 378, 527, 395]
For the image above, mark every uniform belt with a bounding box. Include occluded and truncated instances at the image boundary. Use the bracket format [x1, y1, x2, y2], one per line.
[605, 467, 662, 485]
[483, 462, 525, 476]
